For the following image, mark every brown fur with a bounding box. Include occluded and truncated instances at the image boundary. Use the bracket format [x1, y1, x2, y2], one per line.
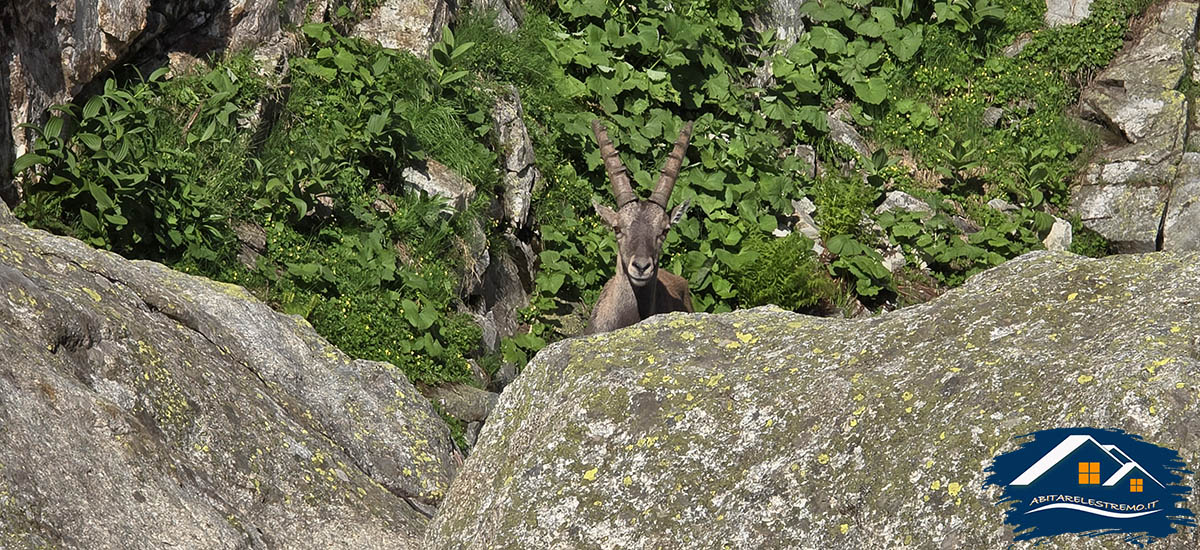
[587, 263, 694, 334]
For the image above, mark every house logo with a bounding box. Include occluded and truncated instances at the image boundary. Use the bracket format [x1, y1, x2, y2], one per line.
[984, 428, 1194, 546]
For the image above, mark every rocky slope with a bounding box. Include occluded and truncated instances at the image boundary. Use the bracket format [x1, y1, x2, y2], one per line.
[1073, 0, 1200, 252]
[0, 201, 459, 549]
[427, 250, 1200, 549]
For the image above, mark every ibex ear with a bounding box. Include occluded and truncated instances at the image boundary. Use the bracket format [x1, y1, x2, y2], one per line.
[593, 200, 621, 230]
[668, 198, 691, 226]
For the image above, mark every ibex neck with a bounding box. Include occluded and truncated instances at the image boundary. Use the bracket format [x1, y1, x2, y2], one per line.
[618, 260, 659, 320]
[632, 275, 659, 320]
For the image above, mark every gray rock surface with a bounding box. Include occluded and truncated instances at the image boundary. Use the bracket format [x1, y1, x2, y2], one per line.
[1002, 32, 1033, 57]
[402, 159, 476, 213]
[1074, 1, 1197, 249]
[493, 86, 540, 229]
[0, 198, 15, 224]
[1041, 216, 1073, 251]
[473, 0, 525, 33]
[0, 219, 459, 548]
[420, 383, 501, 423]
[351, 0, 453, 57]
[458, 218, 491, 299]
[425, 250, 1200, 549]
[1070, 183, 1168, 252]
[757, 0, 810, 43]
[1045, 0, 1093, 26]
[1162, 152, 1200, 250]
[788, 143, 820, 179]
[1078, 1, 1192, 150]
[827, 108, 872, 159]
[875, 190, 934, 216]
[790, 197, 824, 254]
[987, 198, 1018, 213]
[477, 235, 532, 341]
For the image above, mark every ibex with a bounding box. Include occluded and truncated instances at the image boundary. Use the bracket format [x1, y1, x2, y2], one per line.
[585, 119, 695, 334]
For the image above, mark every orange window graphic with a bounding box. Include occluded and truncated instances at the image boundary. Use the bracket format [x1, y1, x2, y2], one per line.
[1131, 478, 1144, 492]
[1078, 462, 1100, 484]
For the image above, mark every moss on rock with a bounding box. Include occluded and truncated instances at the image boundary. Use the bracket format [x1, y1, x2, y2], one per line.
[426, 251, 1200, 549]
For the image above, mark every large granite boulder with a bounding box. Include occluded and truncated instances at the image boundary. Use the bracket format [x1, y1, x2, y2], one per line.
[0, 204, 459, 548]
[426, 250, 1200, 549]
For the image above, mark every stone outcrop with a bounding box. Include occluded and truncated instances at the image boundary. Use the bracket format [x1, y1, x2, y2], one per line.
[1071, 183, 1170, 252]
[492, 86, 539, 229]
[351, 0, 453, 57]
[0, 0, 321, 205]
[1162, 152, 1200, 250]
[1045, 0, 1094, 26]
[426, 250, 1200, 549]
[473, 0, 525, 33]
[1072, 1, 1197, 252]
[757, 0, 809, 43]
[402, 159, 476, 213]
[0, 205, 459, 548]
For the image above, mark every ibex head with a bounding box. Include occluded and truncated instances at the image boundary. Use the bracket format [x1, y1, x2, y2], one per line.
[591, 119, 693, 288]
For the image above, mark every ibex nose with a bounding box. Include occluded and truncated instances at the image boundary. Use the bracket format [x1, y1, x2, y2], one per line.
[631, 259, 653, 276]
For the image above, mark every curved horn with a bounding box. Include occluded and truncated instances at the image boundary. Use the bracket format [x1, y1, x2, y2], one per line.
[649, 120, 694, 209]
[591, 119, 637, 208]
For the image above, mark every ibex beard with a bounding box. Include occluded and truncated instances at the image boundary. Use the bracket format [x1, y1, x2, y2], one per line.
[585, 119, 695, 335]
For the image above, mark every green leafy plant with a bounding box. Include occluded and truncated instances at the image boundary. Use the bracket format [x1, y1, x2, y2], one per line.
[430, 26, 476, 88]
[12, 64, 261, 264]
[731, 232, 838, 312]
[826, 234, 895, 298]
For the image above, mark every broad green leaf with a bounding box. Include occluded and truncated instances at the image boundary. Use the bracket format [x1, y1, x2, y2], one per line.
[333, 50, 357, 72]
[45, 116, 64, 140]
[79, 209, 102, 232]
[440, 70, 470, 86]
[83, 96, 105, 119]
[367, 111, 388, 135]
[77, 133, 102, 151]
[88, 183, 114, 210]
[891, 222, 922, 238]
[11, 153, 49, 174]
[147, 67, 169, 82]
[852, 78, 887, 105]
[808, 27, 847, 54]
[450, 42, 475, 60]
[198, 120, 216, 142]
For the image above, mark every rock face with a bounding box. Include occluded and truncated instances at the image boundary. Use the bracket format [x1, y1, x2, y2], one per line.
[0, 0, 314, 204]
[1163, 153, 1200, 250]
[426, 250, 1200, 549]
[351, 0, 453, 57]
[1071, 183, 1169, 252]
[758, 0, 809, 43]
[1045, 0, 1093, 26]
[874, 190, 933, 217]
[1073, 1, 1197, 252]
[492, 86, 540, 229]
[473, 0, 525, 33]
[402, 159, 476, 212]
[826, 108, 872, 159]
[0, 209, 459, 548]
